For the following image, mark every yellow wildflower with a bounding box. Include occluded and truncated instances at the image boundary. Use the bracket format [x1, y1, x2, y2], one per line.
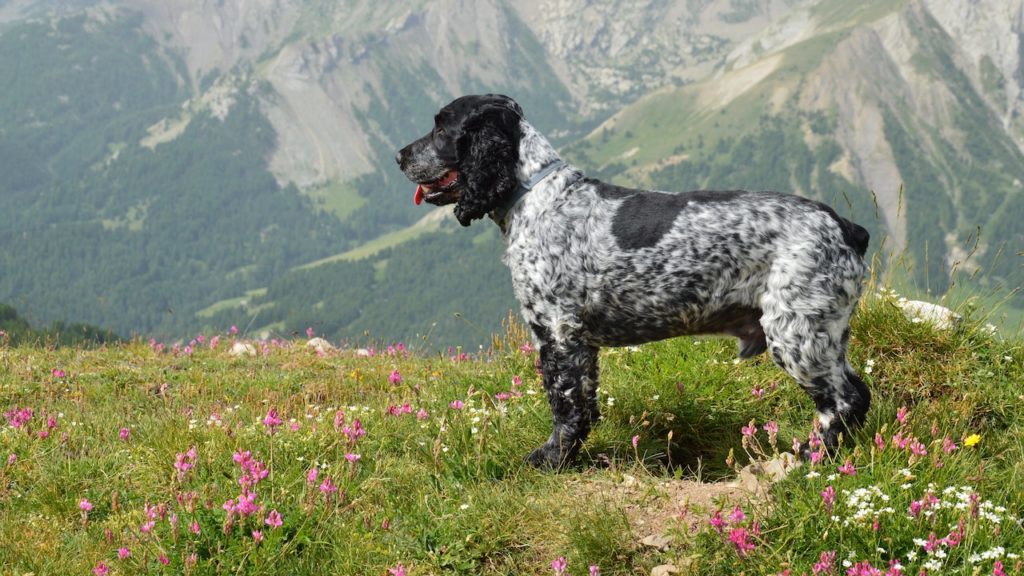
[964, 434, 981, 447]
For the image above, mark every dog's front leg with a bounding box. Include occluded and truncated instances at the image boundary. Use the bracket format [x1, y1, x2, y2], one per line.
[526, 340, 599, 470]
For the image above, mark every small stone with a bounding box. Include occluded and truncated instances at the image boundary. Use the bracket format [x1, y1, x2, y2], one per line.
[651, 564, 679, 576]
[640, 534, 673, 550]
[306, 337, 335, 354]
[229, 342, 256, 357]
[897, 300, 961, 330]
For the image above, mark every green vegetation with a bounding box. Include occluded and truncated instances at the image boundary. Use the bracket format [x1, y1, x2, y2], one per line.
[205, 224, 517, 350]
[0, 303, 119, 346]
[0, 15, 344, 340]
[1, 292, 1021, 574]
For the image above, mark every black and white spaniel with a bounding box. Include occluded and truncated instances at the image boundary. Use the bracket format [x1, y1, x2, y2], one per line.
[397, 94, 871, 469]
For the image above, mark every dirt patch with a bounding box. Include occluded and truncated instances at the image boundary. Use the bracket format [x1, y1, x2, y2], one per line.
[575, 455, 801, 543]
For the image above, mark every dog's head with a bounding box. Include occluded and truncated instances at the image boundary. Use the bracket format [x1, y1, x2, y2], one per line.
[396, 94, 524, 226]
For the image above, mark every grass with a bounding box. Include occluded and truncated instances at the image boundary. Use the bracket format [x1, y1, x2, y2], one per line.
[1, 290, 1022, 575]
[302, 180, 366, 221]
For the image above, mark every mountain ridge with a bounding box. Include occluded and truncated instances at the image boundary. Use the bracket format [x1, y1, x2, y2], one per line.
[0, 0, 1021, 345]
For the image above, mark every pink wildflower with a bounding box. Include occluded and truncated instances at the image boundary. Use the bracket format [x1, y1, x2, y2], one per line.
[728, 526, 756, 556]
[190, 520, 201, 535]
[764, 420, 779, 436]
[632, 435, 640, 448]
[810, 449, 824, 465]
[709, 510, 726, 532]
[416, 408, 429, 420]
[263, 408, 283, 435]
[813, 551, 837, 575]
[252, 530, 263, 542]
[896, 406, 909, 425]
[792, 437, 802, 454]
[551, 556, 567, 576]
[117, 547, 131, 560]
[449, 400, 464, 410]
[909, 440, 928, 456]
[838, 460, 857, 476]
[909, 500, 923, 518]
[235, 491, 260, 517]
[512, 375, 523, 387]
[6, 454, 15, 465]
[334, 410, 346, 430]
[751, 385, 765, 398]
[306, 467, 319, 486]
[741, 422, 758, 437]
[342, 419, 366, 442]
[728, 505, 746, 524]
[993, 560, 1007, 576]
[93, 562, 110, 576]
[51, 368, 66, 378]
[874, 432, 886, 451]
[119, 427, 130, 441]
[345, 453, 361, 463]
[922, 532, 939, 553]
[158, 554, 170, 566]
[319, 476, 338, 498]
[821, 486, 836, 512]
[3, 406, 32, 430]
[590, 566, 601, 576]
[140, 520, 155, 534]
[265, 509, 283, 528]
[942, 436, 957, 453]
[389, 564, 407, 576]
[519, 342, 535, 354]
[79, 498, 93, 512]
[388, 369, 403, 385]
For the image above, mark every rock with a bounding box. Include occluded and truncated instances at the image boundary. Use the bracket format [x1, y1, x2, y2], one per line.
[640, 533, 673, 550]
[229, 341, 257, 357]
[306, 337, 335, 354]
[731, 453, 801, 493]
[355, 348, 372, 357]
[897, 300, 961, 330]
[651, 564, 679, 576]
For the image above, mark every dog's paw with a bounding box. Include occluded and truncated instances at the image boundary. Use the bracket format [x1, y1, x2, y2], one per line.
[525, 442, 575, 471]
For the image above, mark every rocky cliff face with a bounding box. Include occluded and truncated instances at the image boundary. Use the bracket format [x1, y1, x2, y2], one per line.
[510, 0, 802, 113]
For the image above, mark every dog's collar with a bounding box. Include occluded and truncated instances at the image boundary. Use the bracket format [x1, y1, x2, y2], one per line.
[490, 160, 566, 229]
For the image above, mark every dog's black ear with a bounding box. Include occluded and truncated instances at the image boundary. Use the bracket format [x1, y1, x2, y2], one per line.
[453, 101, 522, 227]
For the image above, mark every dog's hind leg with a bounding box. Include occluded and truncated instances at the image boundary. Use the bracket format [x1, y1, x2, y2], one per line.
[526, 339, 599, 470]
[732, 321, 767, 359]
[761, 253, 869, 456]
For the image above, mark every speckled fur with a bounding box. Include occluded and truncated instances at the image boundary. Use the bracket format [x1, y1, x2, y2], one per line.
[398, 95, 871, 469]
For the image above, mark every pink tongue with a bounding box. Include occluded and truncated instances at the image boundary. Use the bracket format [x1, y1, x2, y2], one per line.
[414, 185, 425, 205]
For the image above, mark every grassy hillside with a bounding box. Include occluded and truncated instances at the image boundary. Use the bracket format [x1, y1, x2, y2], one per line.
[1, 291, 1021, 574]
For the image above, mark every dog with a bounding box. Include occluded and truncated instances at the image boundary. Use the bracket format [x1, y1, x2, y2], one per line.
[397, 94, 870, 469]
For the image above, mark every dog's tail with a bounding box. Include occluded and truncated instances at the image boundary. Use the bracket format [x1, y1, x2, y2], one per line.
[837, 216, 870, 257]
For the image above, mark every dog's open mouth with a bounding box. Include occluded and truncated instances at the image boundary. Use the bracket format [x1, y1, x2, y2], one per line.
[414, 170, 459, 205]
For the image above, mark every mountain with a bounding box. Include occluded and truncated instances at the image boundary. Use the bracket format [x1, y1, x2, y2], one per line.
[565, 0, 1024, 302]
[0, 0, 1021, 347]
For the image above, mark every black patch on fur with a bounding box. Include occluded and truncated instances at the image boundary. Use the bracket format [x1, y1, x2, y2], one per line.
[591, 180, 743, 250]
